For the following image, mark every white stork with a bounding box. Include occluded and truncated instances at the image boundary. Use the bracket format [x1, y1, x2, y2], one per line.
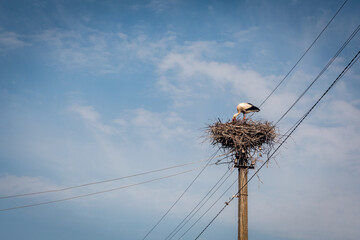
[232, 102, 260, 121]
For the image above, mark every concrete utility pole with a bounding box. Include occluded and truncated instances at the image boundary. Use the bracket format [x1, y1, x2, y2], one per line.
[207, 118, 276, 240]
[235, 154, 252, 240]
[238, 166, 248, 240]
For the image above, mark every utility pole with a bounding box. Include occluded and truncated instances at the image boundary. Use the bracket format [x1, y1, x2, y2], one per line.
[238, 166, 248, 240]
[207, 118, 276, 240]
[235, 154, 252, 240]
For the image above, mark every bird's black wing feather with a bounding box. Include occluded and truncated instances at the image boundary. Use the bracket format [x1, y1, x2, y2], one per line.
[246, 104, 260, 111]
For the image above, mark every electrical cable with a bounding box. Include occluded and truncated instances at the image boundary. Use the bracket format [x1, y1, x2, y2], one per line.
[0, 164, 217, 212]
[0, 0, 350, 224]
[165, 168, 234, 240]
[257, 0, 348, 109]
[184, 177, 238, 240]
[141, 150, 219, 240]
[274, 23, 360, 126]
[176, 172, 237, 239]
[167, 4, 356, 237]
[274, 20, 360, 141]
[191, 41, 360, 237]
[0, 155, 222, 200]
[283, 49, 360, 139]
[250, 23, 359, 142]
[194, 49, 360, 239]
[180, 33, 360, 235]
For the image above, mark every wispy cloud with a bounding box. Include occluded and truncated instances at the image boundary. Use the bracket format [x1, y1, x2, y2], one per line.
[233, 26, 259, 43]
[251, 185, 360, 240]
[129, 108, 190, 140]
[33, 28, 177, 74]
[0, 174, 58, 197]
[35, 29, 122, 74]
[68, 104, 119, 135]
[156, 42, 280, 107]
[247, 90, 360, 240]
[68, 103, 191, 140]
[132, 0, 179, 13]
[0, 31, 28, 51]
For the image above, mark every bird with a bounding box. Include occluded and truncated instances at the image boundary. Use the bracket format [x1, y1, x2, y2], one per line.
[232, 103, 260, 121]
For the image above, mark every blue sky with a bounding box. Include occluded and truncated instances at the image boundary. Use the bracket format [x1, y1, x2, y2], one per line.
[0, 0, 359, 239]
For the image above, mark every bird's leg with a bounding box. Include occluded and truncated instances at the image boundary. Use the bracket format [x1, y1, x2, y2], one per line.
[243, 113, 246, 121]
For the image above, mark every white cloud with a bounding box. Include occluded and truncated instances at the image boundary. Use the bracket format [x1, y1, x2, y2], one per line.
[34, 28, 177, 74]
[69, 104, 118, 135]
[0, 31, 28, 51]
[35, 29, 124, 73]
[250, 186, 360, 240]
[132, 0, 179, 13]
[291, 99, 360, 169]
[234, 27, 258, 43]
[148, 0, 178, 12]
[69, 104, 191, 141]
[0, 174, 58, 197]
[156, 46, 280, 107]
[129, 108, 190, 140]
[246, 94, 360, 239]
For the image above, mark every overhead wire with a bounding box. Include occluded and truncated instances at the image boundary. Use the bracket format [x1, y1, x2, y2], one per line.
[189, 26, 359, 236]
[194, 49, 360, 240]
[0, 0, 350, 229]
[0, 155, 222, 200]
[274, 23, 360, 126]
[176, 174, 238, 240]
[251, 22, 359, 140]
[163, 2, 354, 237]
[165, 168, 234, 240]
[172, 22, 360, 238]
[257, 0, 349, 109]
[172, 4, 350, 236]
[141, 149, 220, 240]
[0, 163, 217, 212]
[283, 49, 360, 138]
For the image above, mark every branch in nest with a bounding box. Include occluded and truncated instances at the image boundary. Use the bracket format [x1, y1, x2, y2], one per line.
[206, 119, 278, 166]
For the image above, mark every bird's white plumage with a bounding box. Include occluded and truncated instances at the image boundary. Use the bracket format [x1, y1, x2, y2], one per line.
[232, 102, 260, 121]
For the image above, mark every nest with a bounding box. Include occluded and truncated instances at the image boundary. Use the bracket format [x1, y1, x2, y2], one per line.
[207, 119, 277, 166]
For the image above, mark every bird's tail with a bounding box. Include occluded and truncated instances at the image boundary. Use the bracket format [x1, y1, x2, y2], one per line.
[248, 105, 260, 112]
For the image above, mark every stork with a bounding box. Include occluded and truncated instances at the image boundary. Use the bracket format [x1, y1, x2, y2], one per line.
[232, 103, 260, 121]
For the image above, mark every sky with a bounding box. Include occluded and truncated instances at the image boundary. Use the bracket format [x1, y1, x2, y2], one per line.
[0, 0, 359, 239]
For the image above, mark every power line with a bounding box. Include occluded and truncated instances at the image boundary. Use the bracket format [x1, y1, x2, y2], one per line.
[252, 23, 359, 141]
[162, 5, 357, 237]
[0, 164, 215, 212]
[0, 156, 219, 200]
[188, 178, 238, 240]
[176, 173, 237, 239]
[165, 168, 234, 240]
[191, 35, 359, 236]
[194, 49, 360, 239]
[164, 168, 231, 240]
[180, 28, 359, 234]
[142, 150, 219, 240]
[184, 31, 360, 235]
[193, 182, 235, 240]
[281, 46, 359, 142]
[257, 0, 348, 109]
[274, 23, 360, 126]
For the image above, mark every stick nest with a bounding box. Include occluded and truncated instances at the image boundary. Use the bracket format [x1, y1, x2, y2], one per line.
[207, 119, 277, 166]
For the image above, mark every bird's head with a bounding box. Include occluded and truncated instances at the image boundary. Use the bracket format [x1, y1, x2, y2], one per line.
[232, 113, 238, 122]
